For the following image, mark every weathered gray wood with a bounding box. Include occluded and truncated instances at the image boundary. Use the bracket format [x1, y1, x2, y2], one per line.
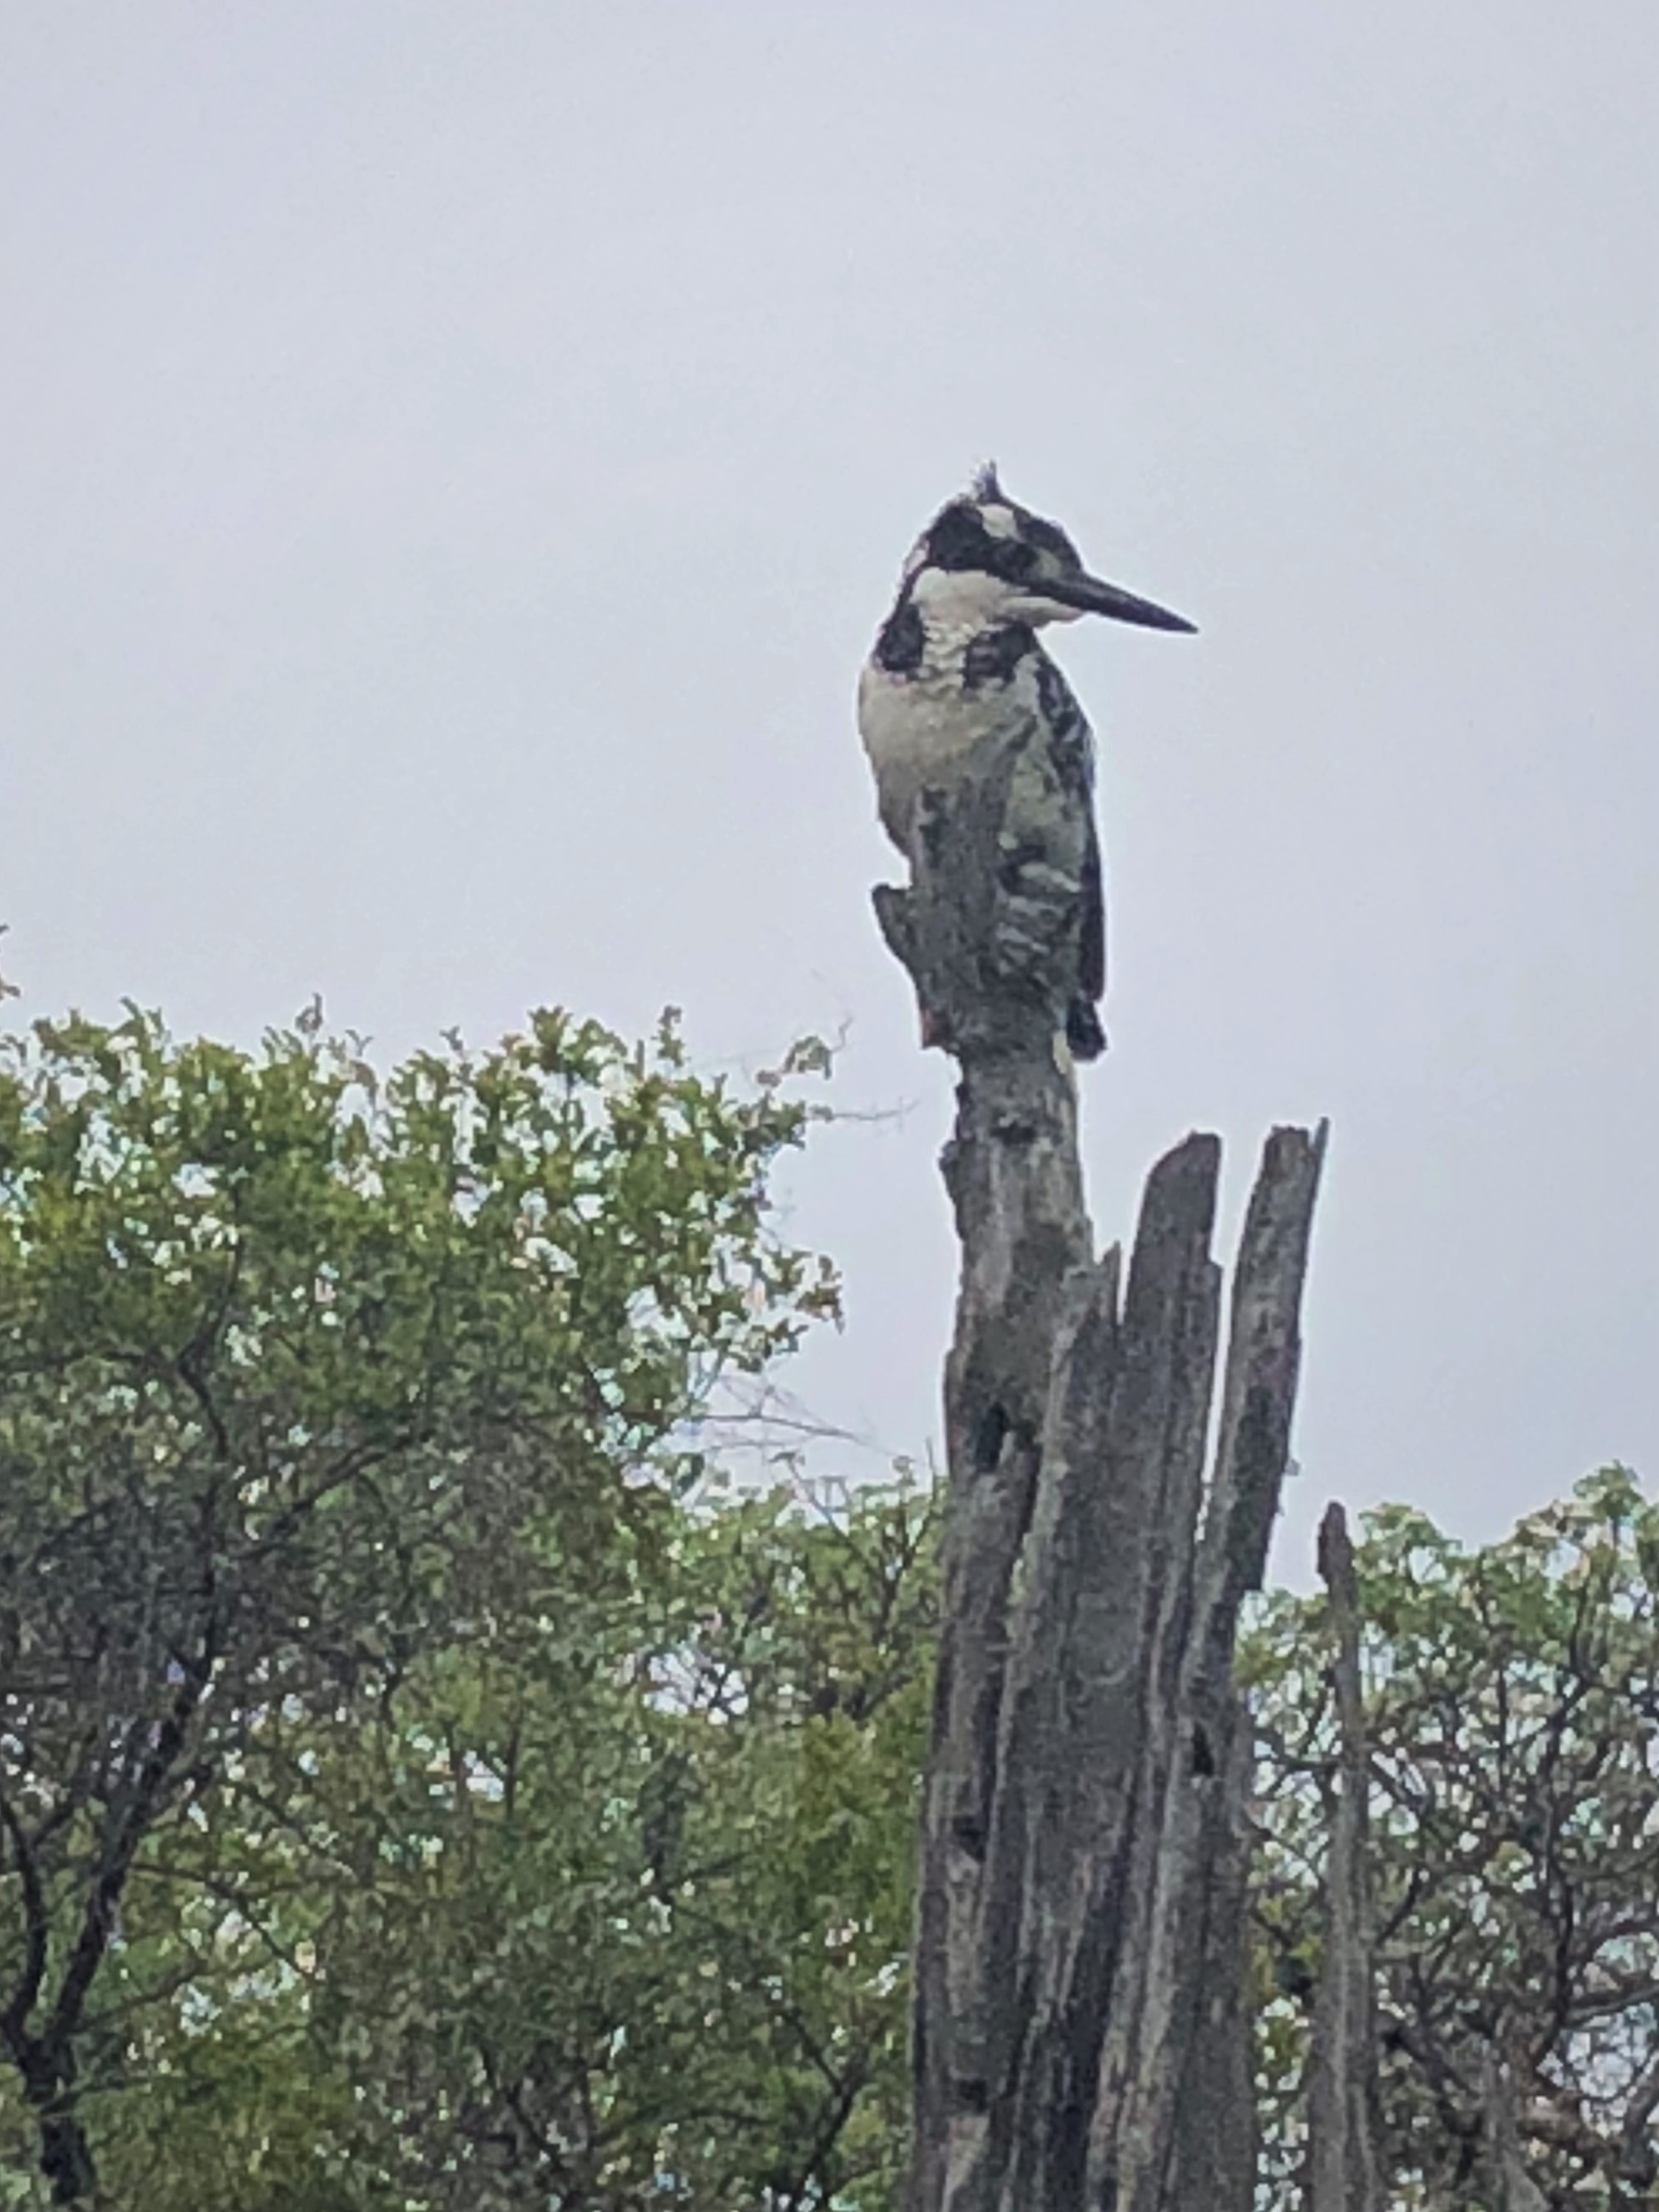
[1306, 1502, 1383, 2212]
[1159, 1125, 1328, 2212]
[879, 735, 1324, 2212]
[904, 1003, 1091, 2212]
[1087, 1124, 1324, 2212]
[1481, 2052, 1550, 2212]
[886, 723, 1099, 2212]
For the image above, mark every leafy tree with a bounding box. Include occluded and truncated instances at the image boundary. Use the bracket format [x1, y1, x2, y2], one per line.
[7, 994, 1659, 2211]
[1250, 1467, 1659, 2208]
[279, 1472, 935, 2211]
[4, 1461, 936, 2211]
[0, 1003, 834, 2202]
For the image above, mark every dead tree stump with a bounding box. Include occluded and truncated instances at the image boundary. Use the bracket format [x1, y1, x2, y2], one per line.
[875, 723, 1325, 2212]
[1307, 1503, 1383, 2212]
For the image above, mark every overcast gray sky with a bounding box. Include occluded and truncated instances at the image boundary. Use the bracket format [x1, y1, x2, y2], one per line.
[3, 3, 1655, 1579]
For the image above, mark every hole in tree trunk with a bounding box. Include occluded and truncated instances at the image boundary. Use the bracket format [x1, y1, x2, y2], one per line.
[972, 1401, 1009, 1472]
[951, 1813, 986, 1861]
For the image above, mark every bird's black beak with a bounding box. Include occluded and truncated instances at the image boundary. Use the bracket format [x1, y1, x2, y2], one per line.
[1042, 571, 1197, 633]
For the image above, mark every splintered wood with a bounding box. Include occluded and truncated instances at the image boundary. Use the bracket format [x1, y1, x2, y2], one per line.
[878, 726, 1324, 2212]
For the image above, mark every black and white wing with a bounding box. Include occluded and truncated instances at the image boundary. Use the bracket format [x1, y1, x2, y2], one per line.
[1032, 652, 1107, 1059]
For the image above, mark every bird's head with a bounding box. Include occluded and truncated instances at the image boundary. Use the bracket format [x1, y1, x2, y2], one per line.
[896, 464, 1196, 636]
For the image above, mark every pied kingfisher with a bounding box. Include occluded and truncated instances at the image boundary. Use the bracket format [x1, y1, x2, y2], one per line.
[858, 466, 1194, 1059]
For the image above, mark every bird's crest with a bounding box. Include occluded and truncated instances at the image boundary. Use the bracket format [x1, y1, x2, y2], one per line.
[888, 471, 1196, 636]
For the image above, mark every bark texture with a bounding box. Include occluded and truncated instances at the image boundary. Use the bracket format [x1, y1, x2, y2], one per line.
[877, 722, 1324, 2212]
[1307, 1502, 1382, 2212]
[1482, 2052, 1550, 2212]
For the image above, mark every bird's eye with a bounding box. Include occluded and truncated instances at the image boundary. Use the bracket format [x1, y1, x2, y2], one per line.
[927, 504, 993, 571]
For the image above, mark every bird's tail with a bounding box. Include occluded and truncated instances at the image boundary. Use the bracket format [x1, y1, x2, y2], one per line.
[1066, 997, 1107, 1062]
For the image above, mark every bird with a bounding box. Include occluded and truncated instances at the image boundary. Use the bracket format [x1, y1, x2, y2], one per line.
[858, 465, 1194, 1059]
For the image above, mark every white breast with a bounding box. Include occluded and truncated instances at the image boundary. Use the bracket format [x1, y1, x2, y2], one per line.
[858, 643, 1039, 853]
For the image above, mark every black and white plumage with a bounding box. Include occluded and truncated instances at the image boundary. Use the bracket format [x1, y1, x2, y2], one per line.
[858, 466, 1194, 1060]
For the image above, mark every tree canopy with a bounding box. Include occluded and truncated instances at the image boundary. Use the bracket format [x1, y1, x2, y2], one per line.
[2, 1000, 1656, 2208]
[1251, 1466, 1659, 2208]
[0, 1002, 838, 2203]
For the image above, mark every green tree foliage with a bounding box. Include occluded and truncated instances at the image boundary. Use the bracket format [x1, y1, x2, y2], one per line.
[1250, 1468, 1659, 2208]
[5, 1469, 937, 2212]
[0, 1003, 835, 2202]
[294, 1473, 934, 2211]
[6, 997, 1659, 2209]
